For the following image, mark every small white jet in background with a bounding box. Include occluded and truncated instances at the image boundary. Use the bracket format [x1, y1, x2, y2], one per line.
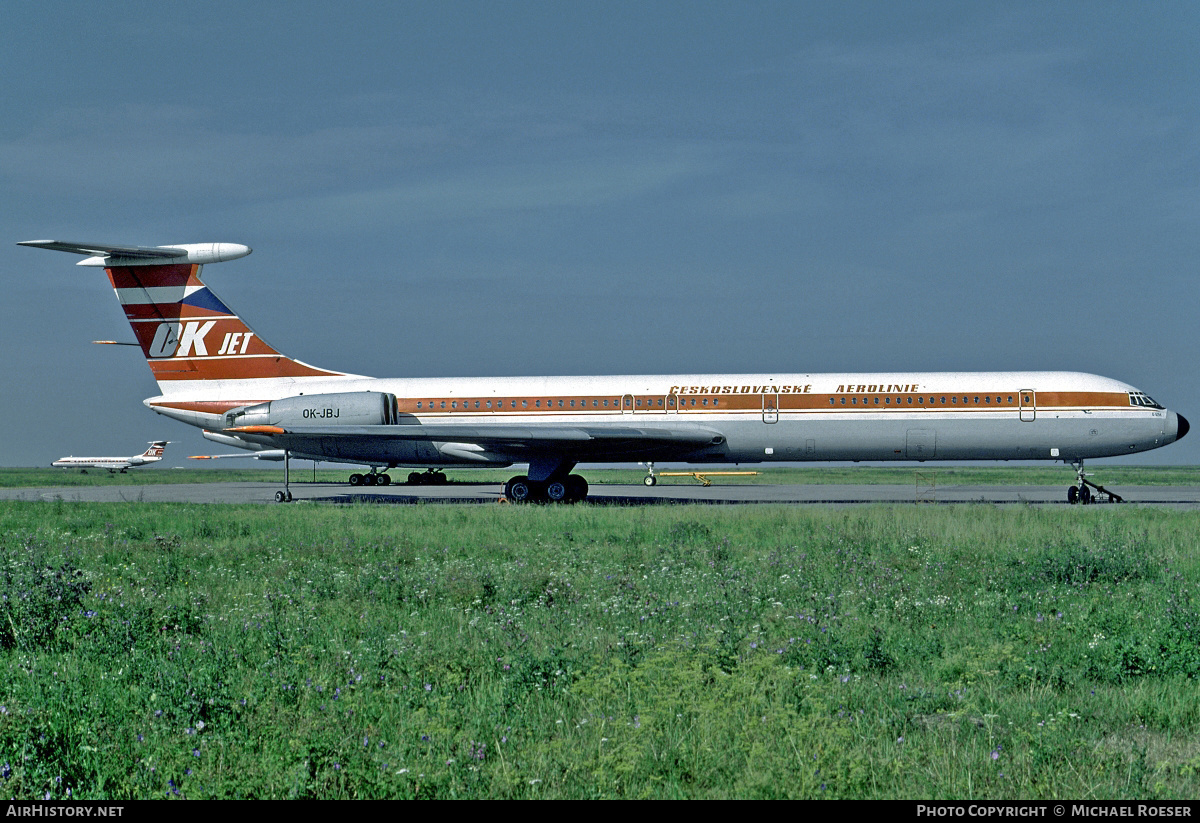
[53, 441, 169, 473]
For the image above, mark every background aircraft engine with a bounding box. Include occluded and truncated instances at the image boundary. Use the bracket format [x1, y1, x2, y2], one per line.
[225, 392, 399, 429]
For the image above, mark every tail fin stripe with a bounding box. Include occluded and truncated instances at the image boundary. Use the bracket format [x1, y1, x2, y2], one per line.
[124, 305, 236, 321]
[107, 265, 195, 290]
[115, 285, 207, 305]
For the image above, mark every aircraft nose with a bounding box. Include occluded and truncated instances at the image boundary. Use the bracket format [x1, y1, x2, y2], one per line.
[1175, 413, 1189, 442]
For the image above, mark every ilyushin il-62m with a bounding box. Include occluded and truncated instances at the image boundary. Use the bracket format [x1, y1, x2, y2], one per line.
[20, 240, 1187, 503]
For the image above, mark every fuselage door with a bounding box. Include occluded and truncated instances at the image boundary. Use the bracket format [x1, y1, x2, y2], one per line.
[762, 391, 779, 424]
[622, 393, 635, 414]
[666, 392, 679, 414]
[1019, 390, 1036, 422]
[906, 429, 936, 459]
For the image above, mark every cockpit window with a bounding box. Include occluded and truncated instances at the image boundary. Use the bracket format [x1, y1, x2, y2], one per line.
[1128, 392, 1163, 409]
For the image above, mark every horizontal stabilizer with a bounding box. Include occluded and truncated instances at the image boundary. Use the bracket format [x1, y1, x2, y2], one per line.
[19, 240, 188, 258]
[18, 240, 251, 267]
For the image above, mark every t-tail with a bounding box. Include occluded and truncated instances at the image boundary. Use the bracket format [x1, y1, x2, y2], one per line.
[19, 241, 351, 397]
[142, 441, 168, 459]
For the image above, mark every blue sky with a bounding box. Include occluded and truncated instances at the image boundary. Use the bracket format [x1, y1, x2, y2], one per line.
[4, 1, 1198, 467]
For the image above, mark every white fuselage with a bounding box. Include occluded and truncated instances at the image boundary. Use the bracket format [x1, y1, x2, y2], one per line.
[52, 455, 158, 470]
[146, 370, 1183, 467]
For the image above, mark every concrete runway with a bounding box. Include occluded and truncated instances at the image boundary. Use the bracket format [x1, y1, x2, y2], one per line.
[4, 480, 1200, 507]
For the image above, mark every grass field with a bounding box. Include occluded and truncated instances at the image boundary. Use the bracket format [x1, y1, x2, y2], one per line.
[1, 500, 1199, 799]
[5, 464, 1200, 489]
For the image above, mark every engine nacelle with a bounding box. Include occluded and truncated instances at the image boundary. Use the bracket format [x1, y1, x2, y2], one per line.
[224, 392, 398, 429]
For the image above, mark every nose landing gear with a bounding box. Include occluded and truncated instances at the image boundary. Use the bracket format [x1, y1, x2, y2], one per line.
[1067, 460, 1123, 505]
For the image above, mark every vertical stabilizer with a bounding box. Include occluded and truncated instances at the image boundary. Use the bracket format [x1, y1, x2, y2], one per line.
[142, 441, 167, 459]
[19, 241, 349, 394]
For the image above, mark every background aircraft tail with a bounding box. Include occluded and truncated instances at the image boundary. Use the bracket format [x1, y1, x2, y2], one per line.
[20, 241, 347, 393]
[142, 441, 168, 459]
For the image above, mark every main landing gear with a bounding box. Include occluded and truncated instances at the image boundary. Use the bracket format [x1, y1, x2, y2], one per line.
[349, 469, 391, 486]
[502, 457, 588, 503]
[503, 474, 589, 504]
[1067, 460, 1124, 505]
[406, 469, 448, 485]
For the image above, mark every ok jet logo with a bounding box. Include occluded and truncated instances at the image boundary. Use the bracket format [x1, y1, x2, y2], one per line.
[148, 322, 254, 358]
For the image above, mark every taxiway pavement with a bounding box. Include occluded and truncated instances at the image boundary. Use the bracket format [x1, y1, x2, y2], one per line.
[3, 481, 1200, 507]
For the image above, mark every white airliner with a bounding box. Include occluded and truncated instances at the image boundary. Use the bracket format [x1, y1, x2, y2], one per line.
[21, 240, 1188, 503]
[53, 441, 169, 473]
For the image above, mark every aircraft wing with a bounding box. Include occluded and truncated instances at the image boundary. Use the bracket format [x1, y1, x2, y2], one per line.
[239, 422, 726, 462]
[190, 452, 284, 460]
[17, 240, 189, 259]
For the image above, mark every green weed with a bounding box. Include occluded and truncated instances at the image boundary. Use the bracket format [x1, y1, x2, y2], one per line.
[0, 501, 1198, 797]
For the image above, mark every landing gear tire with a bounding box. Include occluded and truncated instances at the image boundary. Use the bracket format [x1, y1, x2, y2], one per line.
[275, 490, 292, 503]
[363, 473, 377, 486]
[1079, 485, 1091, 505]
[546, 480, 569, 503]
[377, 474, 391, 486]
[644, 475, 657, 487]
[350, 473, 364, 486]
[505, 475, 535, 503]
[567, 474, 589, 502]
[1068, 485, 1079, 504]
[408, 470, 448, 485]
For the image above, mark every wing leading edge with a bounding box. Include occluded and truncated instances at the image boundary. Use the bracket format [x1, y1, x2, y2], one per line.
[230, 422, 727, 464]
[18, 240, 189, 259]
